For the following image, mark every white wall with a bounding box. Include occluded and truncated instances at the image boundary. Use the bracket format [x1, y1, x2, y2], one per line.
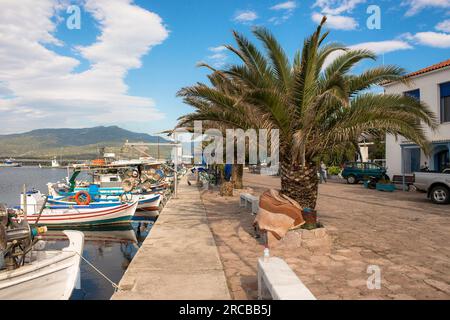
[384, 67, 450, 176]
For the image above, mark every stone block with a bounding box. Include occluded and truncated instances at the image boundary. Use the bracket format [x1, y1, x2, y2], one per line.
[119, 277, 136, 291]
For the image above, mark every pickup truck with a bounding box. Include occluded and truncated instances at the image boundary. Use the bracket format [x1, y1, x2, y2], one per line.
[414, 170, 450, 204]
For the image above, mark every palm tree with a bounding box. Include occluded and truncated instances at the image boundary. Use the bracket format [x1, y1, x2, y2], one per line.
[177, 17, 437, 209]
[176, 70, 269, 189]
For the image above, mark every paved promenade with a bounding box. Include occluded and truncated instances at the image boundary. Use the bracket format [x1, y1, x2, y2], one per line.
[202, 171, 450, 299]
[112, 178, 231, 300]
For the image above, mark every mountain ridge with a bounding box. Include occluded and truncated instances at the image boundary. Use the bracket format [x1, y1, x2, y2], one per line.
[0, 126, 171, 159]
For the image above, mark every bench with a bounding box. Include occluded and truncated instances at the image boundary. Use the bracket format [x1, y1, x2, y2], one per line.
[392, 175, 415, 190]
[258, 257, 316, 300]
[249, 165, 261, 174]
[260, 166, 279, 176]
[239, 193, 259, 214]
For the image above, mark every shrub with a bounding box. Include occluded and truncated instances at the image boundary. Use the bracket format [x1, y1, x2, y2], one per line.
[327, 166, 341, 176]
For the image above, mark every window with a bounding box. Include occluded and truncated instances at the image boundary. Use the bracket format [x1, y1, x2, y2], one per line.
[355, 163, 364, 169]
[404, 89, 421, 125]
[404, 89, 420, 100]
[440, 82, 450, 123]
[366, 163, 380, 170]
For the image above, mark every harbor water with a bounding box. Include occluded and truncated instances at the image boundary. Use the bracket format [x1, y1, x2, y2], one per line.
[0, 166, 156, 299]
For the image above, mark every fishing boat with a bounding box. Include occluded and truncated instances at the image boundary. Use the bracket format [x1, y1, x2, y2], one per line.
[20, 191, 138, 226]
[0, 158, 21, 167]
[48, 191, 162, 212]
[46, 160, 169, 212]
[0, 231, 84, 300]
[1, 206, 84, 300]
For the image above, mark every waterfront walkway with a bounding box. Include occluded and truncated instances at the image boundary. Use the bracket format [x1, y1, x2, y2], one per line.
[112, 178, 231, 300]
[202, 171, 450, 299]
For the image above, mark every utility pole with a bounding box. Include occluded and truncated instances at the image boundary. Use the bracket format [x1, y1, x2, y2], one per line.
[157, 136, 160, 161]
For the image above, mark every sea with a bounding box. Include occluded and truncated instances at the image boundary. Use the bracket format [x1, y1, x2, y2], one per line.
[0, 166, 156, 300]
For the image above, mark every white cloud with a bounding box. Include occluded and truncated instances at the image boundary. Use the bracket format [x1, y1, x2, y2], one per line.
[208, 46, 227, 53]
[233, 10, 258, 23]
[349, 40, 413, 54]
[406, 31, 450, 48]
[268, 15, 293, 25]
[0, 0, 168, 133]
[207, 47, 228, 68]
[313, 0, 366, 15]
[312, 12, 358, 30]
[322, 40, 413, 69]
[436, 19, 450, 32]
[401, 0, 450, 16]
[311, 1, 364, 30]
[270, 1, 297, 11]
[269, 1, 297, 24]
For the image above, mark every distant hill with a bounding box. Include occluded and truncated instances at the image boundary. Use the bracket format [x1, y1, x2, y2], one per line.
[0, 126, 171, 159]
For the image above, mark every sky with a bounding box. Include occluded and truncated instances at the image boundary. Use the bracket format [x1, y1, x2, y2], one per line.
[0, 0, 449, 135]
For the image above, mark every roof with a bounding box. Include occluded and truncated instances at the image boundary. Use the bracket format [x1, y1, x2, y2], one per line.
[404, 58, 450, 78]
[383, 58, 450, 86]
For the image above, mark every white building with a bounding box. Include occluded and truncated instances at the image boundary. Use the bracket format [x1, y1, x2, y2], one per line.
[384, 59, 450, 177]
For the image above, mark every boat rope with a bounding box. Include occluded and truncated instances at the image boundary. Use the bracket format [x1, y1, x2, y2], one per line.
[75, 252, 119, 291]
[34, 195, 49, 226]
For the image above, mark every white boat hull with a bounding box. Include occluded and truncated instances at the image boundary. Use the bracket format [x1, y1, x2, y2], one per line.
[0, 230, 84, 300]
[43, 229, 137, 244]
[25, 202, 138, 226]
[135, 194, 162, 212]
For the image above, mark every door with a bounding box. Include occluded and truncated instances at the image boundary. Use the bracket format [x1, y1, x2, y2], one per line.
[365, 163, 383, 178]
[435, 149, 449, 172]
[410, 148, 421, 173]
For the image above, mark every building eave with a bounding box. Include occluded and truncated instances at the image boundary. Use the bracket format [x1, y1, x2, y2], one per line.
[382, 59, 450, 87]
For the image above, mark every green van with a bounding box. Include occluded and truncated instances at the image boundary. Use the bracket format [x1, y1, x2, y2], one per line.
[341, 162, 389, 184]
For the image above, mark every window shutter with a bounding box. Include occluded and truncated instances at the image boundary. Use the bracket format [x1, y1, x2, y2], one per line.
[441, 82, 450, 97]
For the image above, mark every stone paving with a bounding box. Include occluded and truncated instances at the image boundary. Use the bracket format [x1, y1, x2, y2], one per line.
[112, 177, 230, 300]
[201, 171, 450, 300]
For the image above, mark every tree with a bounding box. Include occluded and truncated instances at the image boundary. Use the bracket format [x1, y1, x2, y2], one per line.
[177, 17, 437, 209]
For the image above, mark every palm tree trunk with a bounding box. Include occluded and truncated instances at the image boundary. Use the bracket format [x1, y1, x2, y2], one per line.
[280, 158, 318, 209]
[232, 164, 244, 189]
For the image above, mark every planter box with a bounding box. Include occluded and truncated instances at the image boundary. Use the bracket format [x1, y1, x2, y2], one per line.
[376, 183, 396, 192]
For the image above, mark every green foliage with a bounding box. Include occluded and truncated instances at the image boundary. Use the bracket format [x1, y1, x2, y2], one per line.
[327, 166, 341, 176]
[370, 137, 386, 160]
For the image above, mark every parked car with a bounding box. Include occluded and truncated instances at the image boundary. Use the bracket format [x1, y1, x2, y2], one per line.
[341, 162, 388, 184]
[414, 171, 450, 204]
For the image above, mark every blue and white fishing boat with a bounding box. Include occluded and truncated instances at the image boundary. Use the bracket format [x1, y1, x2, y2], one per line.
[47, 191, 162, 212]
[19, 190, 138, 226]
[0, 158, 21, 167]
[47, 161, 168, 212]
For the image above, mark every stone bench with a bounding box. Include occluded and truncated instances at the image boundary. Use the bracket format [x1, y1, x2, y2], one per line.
[239, 193, 259, 214]
[260, 166, 279, 176]
[258, 257, 316, 300]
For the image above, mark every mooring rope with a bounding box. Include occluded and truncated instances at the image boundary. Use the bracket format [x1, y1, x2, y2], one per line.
[75, 251, 119, 291]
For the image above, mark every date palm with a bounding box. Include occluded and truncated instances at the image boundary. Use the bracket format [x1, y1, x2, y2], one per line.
[177, 72, 266, 189]
[177, 17, 437, 209]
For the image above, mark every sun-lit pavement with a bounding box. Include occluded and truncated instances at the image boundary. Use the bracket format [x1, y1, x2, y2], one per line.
[201, 170, 450, 300]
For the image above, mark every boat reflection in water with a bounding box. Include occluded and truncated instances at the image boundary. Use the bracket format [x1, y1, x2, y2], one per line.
[41, 220, 155, 300]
